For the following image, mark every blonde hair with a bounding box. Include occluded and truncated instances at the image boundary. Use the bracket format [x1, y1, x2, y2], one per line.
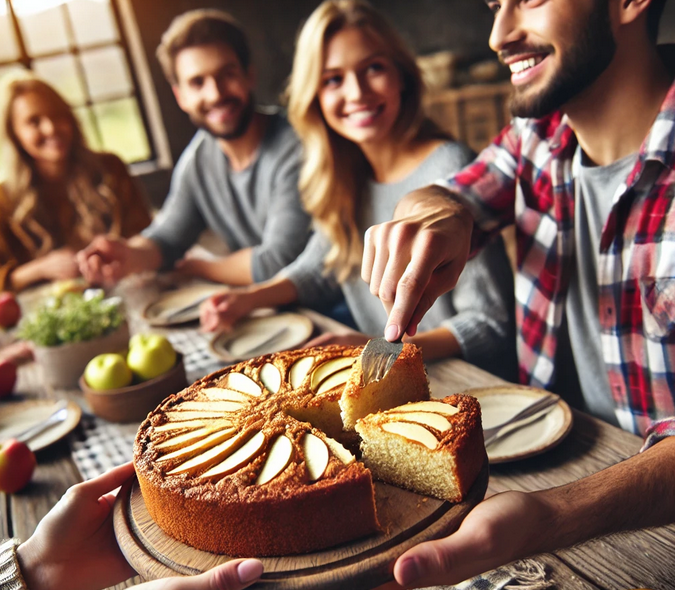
[0, 73, 121, 257]
[287, 0, 427, 282]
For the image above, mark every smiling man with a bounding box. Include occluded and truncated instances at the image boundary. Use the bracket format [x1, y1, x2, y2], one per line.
[360, 0, 675, 586]
[78, 10, 310, 287]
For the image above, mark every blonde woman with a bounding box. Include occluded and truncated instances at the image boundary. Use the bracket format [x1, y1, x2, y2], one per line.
[0, 74, 151, 291]
[201, 0, 516, 375]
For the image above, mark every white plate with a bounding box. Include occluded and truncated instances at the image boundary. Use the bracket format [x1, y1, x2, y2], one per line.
[469, 385, 573, 464]
[0, 399, 82, 452]
[210, 313, 314, 361]
[143, 283, 227, 326]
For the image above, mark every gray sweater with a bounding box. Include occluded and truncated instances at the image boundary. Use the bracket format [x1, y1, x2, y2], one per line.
[282, 142, 517, 380]
[142, 112, 311, 282]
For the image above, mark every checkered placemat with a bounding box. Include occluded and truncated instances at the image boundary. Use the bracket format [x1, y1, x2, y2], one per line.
[166, 329, 226, 384]
[68, 327, 227, 481]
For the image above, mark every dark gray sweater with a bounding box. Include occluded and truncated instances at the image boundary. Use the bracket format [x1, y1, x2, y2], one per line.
[142, 112, 311, 282]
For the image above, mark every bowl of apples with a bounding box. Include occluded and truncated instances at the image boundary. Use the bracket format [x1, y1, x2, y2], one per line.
[79, 334, 188, 423]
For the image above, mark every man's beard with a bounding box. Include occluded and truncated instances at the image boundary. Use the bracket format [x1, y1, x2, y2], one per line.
[195, 94, 255, 140]
[507, 0, 616, 119]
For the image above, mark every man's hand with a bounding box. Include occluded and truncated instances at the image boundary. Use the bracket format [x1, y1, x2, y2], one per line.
[361, 186, 473, 341]
[77, 236, 132, 287]
[199, 290, 253, 333]
[393, 491, 549, 588]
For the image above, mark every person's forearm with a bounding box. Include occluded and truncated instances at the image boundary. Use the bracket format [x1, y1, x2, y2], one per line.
[127, 235, 163, 274]
[531, 435, 675, 555]
[243, 275, 299, 309]
[196, 249, 254, 286]
[395, 185, 473, 224]
[407, 327, 461, 362]
[8, 259, 46, 291]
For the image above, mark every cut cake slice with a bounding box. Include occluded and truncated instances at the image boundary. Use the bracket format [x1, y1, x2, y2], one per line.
[355, 394, 486, 502]
[340, 342, 430, 430]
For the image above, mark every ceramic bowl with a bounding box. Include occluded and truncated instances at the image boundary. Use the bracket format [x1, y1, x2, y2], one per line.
[34, 322, 130, 390]
[79, 353, 188, 423]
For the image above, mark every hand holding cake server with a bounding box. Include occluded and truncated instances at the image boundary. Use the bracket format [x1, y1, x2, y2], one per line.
[363, 0, 675, 587]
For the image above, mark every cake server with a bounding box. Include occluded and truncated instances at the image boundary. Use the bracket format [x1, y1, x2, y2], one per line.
[360, 336, 404, 385]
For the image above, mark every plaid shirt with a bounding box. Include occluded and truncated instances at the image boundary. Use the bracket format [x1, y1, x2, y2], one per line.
[438, 80, 675, 443]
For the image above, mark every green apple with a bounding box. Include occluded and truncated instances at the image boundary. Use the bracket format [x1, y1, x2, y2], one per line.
[84, 353, 133, 390]
[127, 334, 176, 382]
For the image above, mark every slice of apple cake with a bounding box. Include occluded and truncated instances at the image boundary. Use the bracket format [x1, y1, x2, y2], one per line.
[355, 395, 486, 502]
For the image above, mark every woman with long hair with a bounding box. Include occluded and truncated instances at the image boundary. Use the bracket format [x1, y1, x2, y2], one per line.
[201, 0, 515, 375]
[0, 73, 151, 291]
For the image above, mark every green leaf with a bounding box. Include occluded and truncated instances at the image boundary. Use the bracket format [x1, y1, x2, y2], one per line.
[18, 292, 125, 347]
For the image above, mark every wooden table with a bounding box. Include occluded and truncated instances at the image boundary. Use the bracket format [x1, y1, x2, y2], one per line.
[2, 276, 674, 590]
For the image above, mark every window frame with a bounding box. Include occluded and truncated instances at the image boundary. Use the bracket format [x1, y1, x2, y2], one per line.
[0, 0, 171, 172]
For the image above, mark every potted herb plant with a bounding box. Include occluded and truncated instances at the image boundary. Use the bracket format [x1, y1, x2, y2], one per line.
[19, 291, 129, 389]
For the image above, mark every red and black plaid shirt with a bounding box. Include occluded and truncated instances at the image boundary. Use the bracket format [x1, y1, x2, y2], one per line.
[438, 81, 675, 444]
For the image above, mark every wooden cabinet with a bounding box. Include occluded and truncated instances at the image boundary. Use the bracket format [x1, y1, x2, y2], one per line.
[424, 82, 513, 153]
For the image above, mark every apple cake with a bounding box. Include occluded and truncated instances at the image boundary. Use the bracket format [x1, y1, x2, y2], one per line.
[134, 343, 430, 556]
[355, 395, 485, 502]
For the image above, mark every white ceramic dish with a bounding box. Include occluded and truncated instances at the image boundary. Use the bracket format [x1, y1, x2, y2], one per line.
[143, 283, 227, 326]
[0, 399, 82, 452]
[210, 313, 314, 362]
[470, 385, 573, 464]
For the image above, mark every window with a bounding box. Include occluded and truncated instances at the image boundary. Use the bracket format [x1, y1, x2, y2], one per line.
[0, 0, 153, 164]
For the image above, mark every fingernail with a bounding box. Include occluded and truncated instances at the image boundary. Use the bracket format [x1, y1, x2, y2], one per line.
[396, 557, 421, 586]
[237, 559, 263, 583]
[385, 324, 399, 341]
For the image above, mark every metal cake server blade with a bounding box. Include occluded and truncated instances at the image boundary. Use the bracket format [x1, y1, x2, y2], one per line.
[360, 337, 404, 385]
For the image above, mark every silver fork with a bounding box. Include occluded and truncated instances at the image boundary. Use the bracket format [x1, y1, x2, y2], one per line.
[11, 401, 69, 444]
[483, 393, 560, 447]
[237, 326, 290, 358]
[163, 293, 219, 321]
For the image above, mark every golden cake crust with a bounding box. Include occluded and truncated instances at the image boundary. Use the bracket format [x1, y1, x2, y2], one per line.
[134, 345, 392, 556]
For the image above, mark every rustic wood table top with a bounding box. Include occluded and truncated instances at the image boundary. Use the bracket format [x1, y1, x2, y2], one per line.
[1, 275, 673, 590]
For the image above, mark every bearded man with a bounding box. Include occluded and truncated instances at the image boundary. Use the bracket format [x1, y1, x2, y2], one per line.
[361, 0, 675, 586]
[78, 10, 310, 287]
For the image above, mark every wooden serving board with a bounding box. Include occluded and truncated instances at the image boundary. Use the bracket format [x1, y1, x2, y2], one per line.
[113, 462, 488, 589]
